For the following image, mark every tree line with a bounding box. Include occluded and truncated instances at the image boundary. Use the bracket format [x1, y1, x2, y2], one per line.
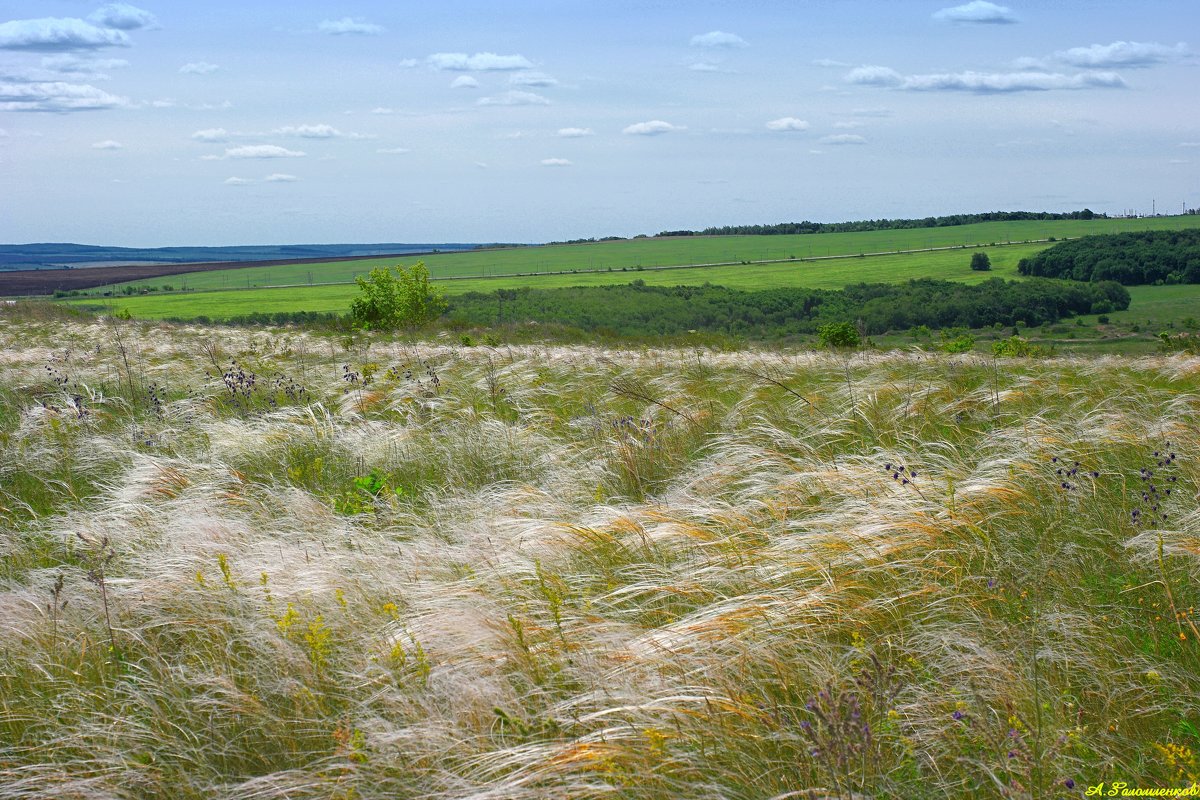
[657, 209, 1100, 238]
[1017, 229, 1200, 285]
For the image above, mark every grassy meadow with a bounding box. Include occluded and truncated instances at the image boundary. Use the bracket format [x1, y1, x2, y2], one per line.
[2, 306, 1198, 798]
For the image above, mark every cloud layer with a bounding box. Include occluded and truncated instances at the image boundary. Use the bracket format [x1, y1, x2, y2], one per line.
[0, 18, 131, 51]
[428, 52, 533, 71]
[623, 120, 685, 135]
[0, 80, 128, 111]
[846, 65, 1127, 93]
[318, 18, 384, 36]
[690, 31, 748, 48]
[932, 1, 1017, 24]
[766, 117, 810, 132]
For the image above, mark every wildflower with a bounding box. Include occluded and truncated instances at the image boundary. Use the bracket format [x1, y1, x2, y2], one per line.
[1064, 779, 1075, 789]
[952, 710, 965, 721]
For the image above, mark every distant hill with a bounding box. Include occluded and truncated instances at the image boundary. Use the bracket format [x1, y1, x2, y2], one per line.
[0, 243, 489, 271]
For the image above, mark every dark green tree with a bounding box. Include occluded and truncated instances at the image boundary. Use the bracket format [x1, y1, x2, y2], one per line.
[970, 251, 992, 271]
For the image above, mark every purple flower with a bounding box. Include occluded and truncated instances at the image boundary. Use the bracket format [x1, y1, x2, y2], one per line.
[952, 710, 965, 721]
[1064, 779, 1076, 789]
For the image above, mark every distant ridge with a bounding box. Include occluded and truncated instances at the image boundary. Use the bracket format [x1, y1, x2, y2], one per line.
[0, 242, 492, 272]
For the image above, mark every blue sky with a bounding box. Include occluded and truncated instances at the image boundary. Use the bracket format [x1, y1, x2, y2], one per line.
[1, 0, 1196, 245]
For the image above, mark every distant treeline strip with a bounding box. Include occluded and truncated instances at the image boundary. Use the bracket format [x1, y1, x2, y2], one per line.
[1017, 229, 1200, 285]
[653, 210, 1102, 239]
[185, 278, 1128, 337]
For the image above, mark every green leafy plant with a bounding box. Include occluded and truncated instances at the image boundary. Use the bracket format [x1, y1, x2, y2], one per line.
[349, 261, 447, 330]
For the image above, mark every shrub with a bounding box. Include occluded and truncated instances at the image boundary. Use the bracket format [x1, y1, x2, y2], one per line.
[817, 321, 861, 349]
[349, 261, 446, 331]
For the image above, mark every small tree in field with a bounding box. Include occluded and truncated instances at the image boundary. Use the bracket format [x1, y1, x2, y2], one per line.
[817, 321, 861, 349]
[970, 251, 992, 271]
[350, 261, 447, 330]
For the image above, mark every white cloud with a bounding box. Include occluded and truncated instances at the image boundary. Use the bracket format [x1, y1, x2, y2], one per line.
[428, 52, 533, 71]
[510, 72, 557, 87]
[813, 58, 852, 68]
[180, 61, 220, 75]
[557, 127, 594, 137]
[540, 158, 572, 166]
[1054, 41, 1188, 68]
[264, 173, 299, 182]
[41, 55, 129, 75]
[224, 145, 305, 159]
[0, 80, 128, 111]
[690, 31, 748, 48]
[191, 128, 230, 142]
[765, 117, 810, 132]
[87, 4, 158, 31]
[91, 139, 122, 149]
[450, 75, 479, 89]
[933, 1, 1017, 24]
[623, 120, 685, 136]
[377, 147, 411, 154]
[273, 123, 370, 139]
[688, 62, 723, 72]
[477, 90, 550, 106]
[845, 65, 905, 87]
[224, 177, 252, 185]
[318, 18, 384, 36]
[370, 106, 395, 114]
[0, 17, 131, 51]
[846, 65, 1127, 93]
[820, 134, 867, 145]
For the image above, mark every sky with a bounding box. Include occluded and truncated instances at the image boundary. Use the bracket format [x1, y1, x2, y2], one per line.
[0, 0, 1197, 246]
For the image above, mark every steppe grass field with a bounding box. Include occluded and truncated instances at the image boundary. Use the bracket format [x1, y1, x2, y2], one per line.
[2, 305, 1198, 798]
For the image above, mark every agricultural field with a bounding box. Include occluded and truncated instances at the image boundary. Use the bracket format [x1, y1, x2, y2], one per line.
[2, 308, 1198, 798]
[67, 215, 1200, 297]
[67, 243, 1043, 321]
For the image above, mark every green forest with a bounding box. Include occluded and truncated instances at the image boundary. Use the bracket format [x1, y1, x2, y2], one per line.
[1017, 228, 1200, 284]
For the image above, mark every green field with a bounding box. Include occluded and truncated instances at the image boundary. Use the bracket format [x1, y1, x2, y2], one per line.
[76, 215, 1200, 295]
[69, 242, 1042, 320]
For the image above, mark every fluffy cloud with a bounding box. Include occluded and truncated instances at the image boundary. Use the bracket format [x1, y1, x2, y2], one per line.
[87, 4, 158, 31]
[540, 158, 572, 166]
[765, 117, 810, 132]
[450, 76, 479, 89]
[844, 65, 905, 87]
[0, 18, 131, 51]
[224, 145, 305, 159]
[191, 128, 230, 142]
[0, 80, 128, 111]
[846, 65, 1127, 93]
[932, 1, 1017, 24]
[428, 52, 533, 71]
[91, 139, 122, 149]
[690, 31, 748, 48]
[224, 177, 251, 185]
[622, 120, 685, 136]
[376, 147, 411, 154]
[477, 90, 550, 106]
[264, 173, 299, 182]
[1054, 41, 1188, 68]
[180, 61, 219, 75]
[557, 127, 594, 137]
[510, 72, 557, 87]
[689, 62, 725, 72]
[318, 18, 384, 36]
[813, 58, 852, 68]
[272, 124, 369, 139]
[819, 134, 867, 145]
